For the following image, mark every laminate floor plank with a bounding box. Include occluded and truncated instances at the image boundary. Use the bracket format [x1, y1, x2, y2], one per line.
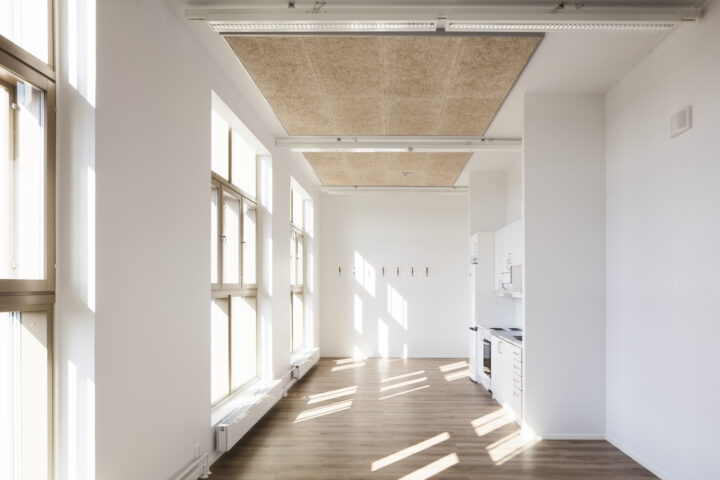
[210, 358, 656, 480]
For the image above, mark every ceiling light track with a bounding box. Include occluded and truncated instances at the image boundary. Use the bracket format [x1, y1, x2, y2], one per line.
[276, 136, 521, 153]
[186, 6, 702, 34]
[321, 186, 468, 195]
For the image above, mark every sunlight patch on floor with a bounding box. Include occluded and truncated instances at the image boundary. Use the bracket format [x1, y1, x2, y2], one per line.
[381, 370, 425, 383]
[397, 453, 459, 480]
[443, 369, 470, 381]
[294, 400, 353, 423]
[331, 361, 366, 372]
[371, 432, 450, 471]
[307, 385, 358, 405]
[438, 361, 468, 373]
[486, 430, 541, 465]
[471, 409, 515, 436]
[379, 384, 430, 401]
[380, 376, 428, 392]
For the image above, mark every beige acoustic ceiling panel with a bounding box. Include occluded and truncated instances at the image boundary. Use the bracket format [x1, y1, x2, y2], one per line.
[225, 35, 540, 185]
[304, 152, 471, 187]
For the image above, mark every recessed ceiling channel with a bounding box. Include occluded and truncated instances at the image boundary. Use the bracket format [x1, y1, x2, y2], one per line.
[190, 2, 701, 188]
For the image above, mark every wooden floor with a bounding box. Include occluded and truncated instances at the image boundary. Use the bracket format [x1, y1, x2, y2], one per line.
[211, 358, 655, 480]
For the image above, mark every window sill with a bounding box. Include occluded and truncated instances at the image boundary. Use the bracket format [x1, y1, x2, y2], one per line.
[211, 378, 281, 427]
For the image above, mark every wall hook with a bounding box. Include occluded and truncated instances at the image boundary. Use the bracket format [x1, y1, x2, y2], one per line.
[382, 267, 385, 276]
[338, 266, 342, 276]
[411, 267, 414, 276]
[426, 266, 429, 277]
[396, 267, 400, 276]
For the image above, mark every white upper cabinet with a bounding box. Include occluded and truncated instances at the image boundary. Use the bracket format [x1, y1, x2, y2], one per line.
[494, 219, 524, 292]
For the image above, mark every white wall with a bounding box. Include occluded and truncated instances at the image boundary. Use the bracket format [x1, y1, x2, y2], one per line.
[505, 161, 522, 225]
[320, 193, 468, 358]
[93, 1, 320, 478]
[523, 95, 606, 438]
[55, 0, 96, 478]
[604, 3, 720, 478]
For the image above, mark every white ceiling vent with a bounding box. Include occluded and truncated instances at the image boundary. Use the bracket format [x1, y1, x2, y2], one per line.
[670, 106, 692, 138]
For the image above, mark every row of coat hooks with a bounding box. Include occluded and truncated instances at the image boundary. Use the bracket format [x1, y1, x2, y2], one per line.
[338, 266, 430, 277]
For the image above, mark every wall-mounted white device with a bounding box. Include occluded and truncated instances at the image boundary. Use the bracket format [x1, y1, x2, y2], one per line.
[670, 106, 692, 138]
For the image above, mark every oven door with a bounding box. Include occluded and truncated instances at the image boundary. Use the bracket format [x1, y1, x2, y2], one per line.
[483, 338, 492, 378]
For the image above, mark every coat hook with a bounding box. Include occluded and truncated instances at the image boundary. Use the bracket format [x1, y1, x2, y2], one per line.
[426, 266, 429, 276]
[411, 267, 414, 276]
[396, 267, 400, 276]
[382, 267, 385, 276]
[338, 266, 342, 276]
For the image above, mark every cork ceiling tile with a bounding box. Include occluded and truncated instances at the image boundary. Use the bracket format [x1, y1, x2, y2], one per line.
[386, 98, 444, 135]
[448, 37, 541, 99]
[328, 98, 386, 135]
[384, 37, 460, 98]
[302, 37, 384, 98]
[267, 96, 332, 135]
[224, 37, 317, 97]
[225, 34, 541, 185]
[437, 98, 503, 136]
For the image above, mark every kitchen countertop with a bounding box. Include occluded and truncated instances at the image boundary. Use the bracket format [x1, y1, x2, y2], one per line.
[492, 330, 524, 349]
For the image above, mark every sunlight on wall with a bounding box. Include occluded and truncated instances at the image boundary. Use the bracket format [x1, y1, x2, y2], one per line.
[87, 166, 95, 312]
[398, 453, 459, 480]
[67, 0, 96, 107]
[67, 360, 77, 479]
[378, 318, 388, 358]
[387, 284, 407, 330]
[371, 432, 450, 471]
[353, 294, 363, 335]
[354, 251, 375, 297]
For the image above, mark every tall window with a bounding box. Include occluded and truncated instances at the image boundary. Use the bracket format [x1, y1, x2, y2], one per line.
[0, 17, 55, 480]
[210, 108, 258, 405]
[290, 188, 305, 352]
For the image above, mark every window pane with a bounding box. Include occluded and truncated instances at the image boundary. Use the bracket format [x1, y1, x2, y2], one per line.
[242, 203, 256, 286]
[292, 293, 304, 352]
[297, 234, 304, 287]
[210, 186, 218, 284]
[289, 231, 296, 286]
[222, 193, 240, 285]
[211, 110, 229, 179]
[211, 299, 229, 403]
[231, 130, 256, 198]
[0, 310, 49, 480]
[230, 296, 257, 390]
[0, 0, 49, 63]
[291, 189, 303, 228]
[0, 81, 46, 280]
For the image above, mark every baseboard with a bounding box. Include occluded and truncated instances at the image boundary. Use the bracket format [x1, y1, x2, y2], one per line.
[540, 433, 606, 440]
[606, 435, 673, 480]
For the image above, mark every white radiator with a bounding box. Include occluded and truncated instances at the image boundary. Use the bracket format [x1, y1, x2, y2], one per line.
[216, 381, 283, 453]
[172, 453, 210, 480]
[293, 348, 320, 379]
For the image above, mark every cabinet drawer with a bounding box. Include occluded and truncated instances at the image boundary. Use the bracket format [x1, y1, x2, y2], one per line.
[512, 375, 522, 390]
[512, 362, 522, 376]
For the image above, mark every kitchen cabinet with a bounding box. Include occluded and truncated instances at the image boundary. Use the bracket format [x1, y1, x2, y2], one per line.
[490, 335, 523, 422]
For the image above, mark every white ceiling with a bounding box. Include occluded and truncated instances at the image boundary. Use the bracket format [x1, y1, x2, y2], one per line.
[168, 0, 702, 187]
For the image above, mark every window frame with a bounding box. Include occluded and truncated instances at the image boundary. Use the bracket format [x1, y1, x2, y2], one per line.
[0, 0, 55, 81]
[0, 50, 56, 295]
[290, 188, 305, 352]
[210, 117, 259, 406]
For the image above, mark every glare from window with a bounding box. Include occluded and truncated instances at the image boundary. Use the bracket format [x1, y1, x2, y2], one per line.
[0, 0, 49, 63]
[291, 189, 303, 228]
[211, 299, 230, 403]
[231, 296, 257, 389]
[242, 203, 257, 286]
[0, 311, 50, 479]
[210, 186, 218, 284]
[0, 82, 46, 280]
[211, 110, 229, 179]
[222, 193, 240, 285]
[231, 130, 257, 198]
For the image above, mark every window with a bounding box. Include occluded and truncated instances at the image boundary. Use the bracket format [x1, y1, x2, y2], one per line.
[290, 188, 305, 352]
[0, 307, 52, 480]
[0, 9, 54, 480]
[0, 0, 52, 64]
[210, 105, 258, 405]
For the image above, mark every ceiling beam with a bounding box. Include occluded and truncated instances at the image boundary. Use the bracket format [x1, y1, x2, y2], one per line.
[186, 4, 703, 33]
[276, 136, 521, 153]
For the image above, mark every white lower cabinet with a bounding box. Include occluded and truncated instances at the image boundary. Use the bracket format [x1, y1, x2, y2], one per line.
[490, 335, 523, 422]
